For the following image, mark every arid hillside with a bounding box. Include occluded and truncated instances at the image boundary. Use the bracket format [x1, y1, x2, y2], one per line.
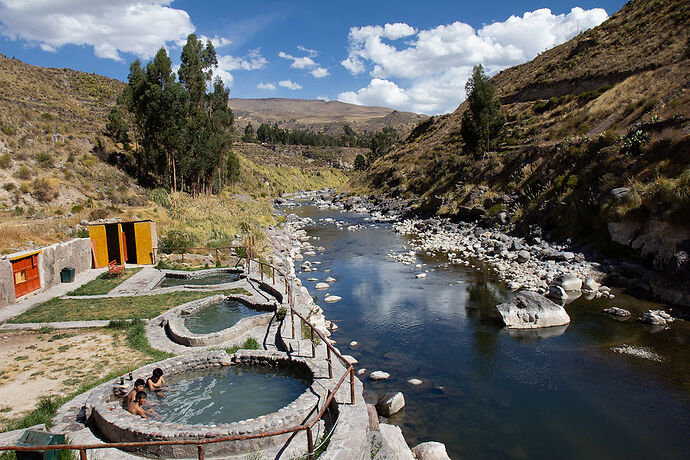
[230, 97, 427, 136]
[354, 0, 690, 298]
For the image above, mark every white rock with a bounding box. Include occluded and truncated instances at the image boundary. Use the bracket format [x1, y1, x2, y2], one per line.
[416, 273, 427, 279]
[375, 392, 405, 417]
[357, 368, 367, 376]
[407, 378, 423, 386]
[495, 291, 570, 329]
[325, 276, 336, 282]
[350, 341, 358, 347]
[411, 441, 451, 460]
[314, 282, 329, 290]
[582, 276, 599, 293]
[546, 285, 568, 300]
[307, 277, 318, 282]
[369, 371, 390, 381]
[553, 273, 582, 291]
[324, 295, 341, 303]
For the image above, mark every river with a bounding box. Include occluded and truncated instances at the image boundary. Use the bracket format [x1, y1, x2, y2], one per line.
[288, 204, 689, 460]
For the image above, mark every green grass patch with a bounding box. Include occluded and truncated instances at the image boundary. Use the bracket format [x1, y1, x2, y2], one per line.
[225, 337, 260, 354]
[10, 288, 249, 323]
[67, 268, 142, 296]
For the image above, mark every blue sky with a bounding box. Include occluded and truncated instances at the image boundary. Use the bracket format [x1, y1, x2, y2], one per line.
[0, 0, 626, 114]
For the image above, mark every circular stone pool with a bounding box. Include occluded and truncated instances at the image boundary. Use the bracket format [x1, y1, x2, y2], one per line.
[87, 350, 323, 458]
[149, 365, 310, 425]
[184, 298, 265, 335]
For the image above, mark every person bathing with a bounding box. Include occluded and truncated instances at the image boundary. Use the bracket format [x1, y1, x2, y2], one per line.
[127, 391, 149, 418]
[147, 368, 168, 397]
[124, 379, 146, 408]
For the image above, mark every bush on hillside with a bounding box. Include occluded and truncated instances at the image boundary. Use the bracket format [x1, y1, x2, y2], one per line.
[14, 165, 33, 180]
[0, 153, 11, 169]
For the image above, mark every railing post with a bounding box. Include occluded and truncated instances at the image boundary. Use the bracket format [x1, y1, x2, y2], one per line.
[310, 325, 316, 357]
[350, 367, 355, 404]
[307, 427, 315, 460]
[197, 444, 204, 460]
[272, 267, 275, 284]
[327, 345, 333, 379]
[291, 308, 295, 339]
[80, 448, 87, 460]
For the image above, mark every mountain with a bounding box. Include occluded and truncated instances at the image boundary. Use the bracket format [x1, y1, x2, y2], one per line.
[229, 98, 427, 136]
[355, 0, 690, 302]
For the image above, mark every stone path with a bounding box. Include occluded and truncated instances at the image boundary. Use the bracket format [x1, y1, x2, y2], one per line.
[0, 268, 106, 324]
[0, 320, 120, 330]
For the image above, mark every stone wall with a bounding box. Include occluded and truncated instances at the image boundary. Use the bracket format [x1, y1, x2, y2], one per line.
[0, 238, 91, 308]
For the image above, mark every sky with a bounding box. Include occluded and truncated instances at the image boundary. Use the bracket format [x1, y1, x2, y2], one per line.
[0, 0, 627, 115]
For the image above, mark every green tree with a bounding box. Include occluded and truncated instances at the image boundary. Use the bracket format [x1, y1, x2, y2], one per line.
[354, 154, 366, 170]
[369, 126, 399, 161]
[460, 64, 505, 155]
[104, 107, 130, 148]
[242, 122, 257, 143]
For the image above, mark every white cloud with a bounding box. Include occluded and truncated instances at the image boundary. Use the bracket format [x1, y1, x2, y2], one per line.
[202, 35, 232, 49]
[339, 7, 608, 114]
[279, 79, 302, 90]
[297, 45, 318, 57]
[0, 0, 195, 61]
[310, 67, 329, 78]
[214, 48, 267, 86]
[257, 82, 276, 90]
[279, 47, 329, 78]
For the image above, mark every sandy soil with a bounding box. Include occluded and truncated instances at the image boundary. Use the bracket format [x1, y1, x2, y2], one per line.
[0, 328, 148, 427]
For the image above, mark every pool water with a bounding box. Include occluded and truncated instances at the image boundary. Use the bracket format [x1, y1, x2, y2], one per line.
[184, 299, 264, 334]
[148, 365, 310, 425]
[158, 271, 242, 288]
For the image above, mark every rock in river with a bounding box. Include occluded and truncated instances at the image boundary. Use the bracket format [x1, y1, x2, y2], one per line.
[604, 307, 631, 317]
[411, 441, 452, 460]
[370, 370, 390, 381]
[495, 291, 571, 329]
[416, 273, 427, 279]
[553, 273, 582, 291]
[375, 392, 405, 417]
[324, 295, 341, 303]
[315, 282, 329, 290]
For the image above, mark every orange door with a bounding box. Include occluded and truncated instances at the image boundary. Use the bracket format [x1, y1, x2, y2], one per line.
[12, 254, 41, 298]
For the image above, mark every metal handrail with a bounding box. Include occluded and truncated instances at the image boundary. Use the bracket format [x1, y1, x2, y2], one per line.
[0, 246, 355, 460]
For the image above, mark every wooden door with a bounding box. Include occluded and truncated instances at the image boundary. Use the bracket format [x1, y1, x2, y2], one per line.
[12, 253, 41, 298]
[89, 225, 108, 268]
[134, 222, 153, 264]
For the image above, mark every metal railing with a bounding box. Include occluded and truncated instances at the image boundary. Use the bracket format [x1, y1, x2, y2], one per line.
[0, 247, 355, 460]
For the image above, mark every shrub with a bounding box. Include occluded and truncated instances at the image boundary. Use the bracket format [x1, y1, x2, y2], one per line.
[40, 113, 53, 121]
[3, 182, 16, 191]
[620, 128, 651, 155]
[35, 151, 54, 168]
[276, 307, 287, 321]
[150, 188, 170, 208]
[160, 229, 199, 249]
[71, 204, 83, 213]
[0, 153, 11, 169]
[0, 122, 16, 136]
[14, 165, 33, 180]
[31, 178, 59, 202]
[88, 208, 109, 221]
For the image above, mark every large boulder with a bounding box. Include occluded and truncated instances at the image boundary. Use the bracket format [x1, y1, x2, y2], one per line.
[370, 371, 390, 381]
[553, 273, 583, 291]
[375, 392, 405, 417]
[411, 441, 452, 460]
[495, 291, 571, 329]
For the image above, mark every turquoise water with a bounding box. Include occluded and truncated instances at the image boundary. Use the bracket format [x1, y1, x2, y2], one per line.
[158, 271, 242, 288]
[290, 205, 690, 460]
[184, 298, 264, 334]
[149, 365, 310, 425]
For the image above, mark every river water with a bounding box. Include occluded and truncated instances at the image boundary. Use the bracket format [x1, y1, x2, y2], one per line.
[289, 205, 689, 460]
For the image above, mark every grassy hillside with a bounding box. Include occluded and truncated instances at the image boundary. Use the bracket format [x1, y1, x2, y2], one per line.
[0, 55, 351, 253]
[355, 0, 690, 252]
[230, 97, 427, 136]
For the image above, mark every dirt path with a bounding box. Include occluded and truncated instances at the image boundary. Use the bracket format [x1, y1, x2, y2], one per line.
[0, 328, 148, 427]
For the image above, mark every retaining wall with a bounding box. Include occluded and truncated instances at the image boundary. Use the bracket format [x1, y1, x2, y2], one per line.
[0, 238, 91, 308]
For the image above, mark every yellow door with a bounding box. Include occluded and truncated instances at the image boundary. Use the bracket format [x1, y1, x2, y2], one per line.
[88, 225, 109, 268]
[117, 224, 126, 266]
[134, 222, 153, 264]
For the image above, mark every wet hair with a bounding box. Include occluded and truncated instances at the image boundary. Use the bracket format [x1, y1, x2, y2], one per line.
[152, 368, 163, 378]
[135, 391, 147, 402]
[134, 379, 146, 388]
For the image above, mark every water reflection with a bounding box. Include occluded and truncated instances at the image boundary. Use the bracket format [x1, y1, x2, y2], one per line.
[289, 205, 690, 460]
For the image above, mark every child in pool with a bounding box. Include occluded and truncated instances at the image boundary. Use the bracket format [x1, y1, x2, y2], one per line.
[124, 379, 146, 408]
[146, 368, 168, 397]
[127, 391, 149, 418]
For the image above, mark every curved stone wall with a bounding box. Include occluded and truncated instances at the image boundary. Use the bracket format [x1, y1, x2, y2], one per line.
[86, 350, 322, 458]
[164, 295, 276, 347]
